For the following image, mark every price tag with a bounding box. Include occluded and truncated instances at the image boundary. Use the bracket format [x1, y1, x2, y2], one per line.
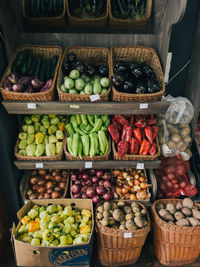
[85, 162, 93, 168]
[90, 95, 100, 102]
[69, 104, 80, 109]
[136, 163, 144, 170]
[124, 233, 132, 238]
[35, 163, 44, 169]
[139, 103, 148, 110]
[27, 103, 36, 109]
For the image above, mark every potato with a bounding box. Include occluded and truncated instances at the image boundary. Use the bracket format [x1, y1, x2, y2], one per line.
[109, 210, 113, 215]
[108, 217, 116, 226]
[171, 134, 181, 143]
[158, 209, 174, 222]
[103, 202, 111, 211]
[168, 125, 179, 134]
[180, 128, 190, 137]
[179, 145, 187, 152]
[97, 205, 104, 213]
[188, 217, 200, 227]
[117, 201, 126, 208]
[97, 212, 103, 220]
[179, 123, 189, 129]
[121, 220, 126, 225]
[135, 212, 142, 217]
[134, 216, 145, 228]
[183, 136, 192, 144]
[123, 206, 132, 214]
[176, 203, 183, 211]
[157, 204, 166, 211]
[113, 209, 125, 222]
[176, 141, 184, 150]
[176, 218, 190, 226]
[141, 209, 147, 216]
[111, 203, 118, 210]
[132, 207, 141, 214]
[166, 203, 176, 215]
[126, 220, 138, 230]
[119, 225, 126, 230]
[131, 203, 140, 209]
[183, 198, 194, 209]
[192, 209, 200, 219]
[174, 211, 185, 221]
[181, 208, 192, 216]
[125, 214, 134, 221]
[168, 221, 175, 225]
[166, 140, 176, 150]
[101, 218, 108, 226]
[103, 211, 110, 219]
[186, 149, 192, 158]
[192, 206, 199, 211]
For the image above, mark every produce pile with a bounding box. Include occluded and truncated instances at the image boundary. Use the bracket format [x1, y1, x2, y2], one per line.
[112, 60, 160, 94]
[71, 169, 115, 203]
[3, 49, 58, 93]
[65, 114, 110, 159]
[61, 52, 110, 95]
[113, 169, 151, 201]
[154, 155, 198, 199]
[97, 201, 148, 230]
[108, 114, 159, 158]
[157, 198, 200, 227]
[17, 204, 92, 246]
[25, 0, 64, 17]
[69, 0, 106, 18]
[111, 0, 148, 20]
[26, 169, 68, 200]
[17, 115, 66, 157]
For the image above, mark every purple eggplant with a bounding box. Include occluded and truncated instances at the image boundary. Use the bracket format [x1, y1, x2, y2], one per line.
[18, 76, 33, 87]
[31, 79, 44, 90]
[40, 79, 52, 92]
[3, 79, 12, 91]
[7, 72, 18, 84]
[12, 83, 24, 92]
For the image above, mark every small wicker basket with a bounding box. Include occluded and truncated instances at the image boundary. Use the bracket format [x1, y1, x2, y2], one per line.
[0, 45, 62, 101]
[152, 199, 200, 266]
[57, 46, 111, 102]
[111, 46, 165, 102]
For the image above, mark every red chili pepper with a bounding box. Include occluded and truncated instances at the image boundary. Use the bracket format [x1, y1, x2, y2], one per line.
[122, 126, 132, 142]
[117, 140, 129, 158]
[150, 114, 154, 119]
[149, 142, 157, 156]
[147, 118, 157, 125]
[135, 115, 145, 121]
[130, 115, 134, 124]
[112, 117, 122, 131]
[135, 119, 146, 128]
[108, 124, 120, 144]
[129, 139, 139, 154]
[142, 141, 151, 155]
[144, 126, 154, 144]
[139, 140, 147, 155]
[133, 128, 142, 144]
[152, 125, 159, 140]
[114, 115, 129, 126]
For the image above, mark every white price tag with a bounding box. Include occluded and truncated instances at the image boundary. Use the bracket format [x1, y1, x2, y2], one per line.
[85, 162, 93, 168]
[90, 95, 100, 102]
[69, 104, 80, 109]
[136, 163, 144, 170]
[27, 103, 36, 109]
[139, 103, 148, 109]
[124, 232, 132, 238]
[35, 163, 44, 169]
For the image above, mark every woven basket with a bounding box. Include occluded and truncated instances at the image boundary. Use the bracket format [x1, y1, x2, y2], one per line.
[64, 136, 111, 161]
[108, 0, 152, 31]
[96, 200, 151, 266]
[111, 46, 165, 102]
[112, 136, 160, 161]
[57, 46, 111, 102]
[66, 0, 108, 30]
[152, 199, 200, 266]
[22, 0, 66, 30]
[0, 45, 62, 101]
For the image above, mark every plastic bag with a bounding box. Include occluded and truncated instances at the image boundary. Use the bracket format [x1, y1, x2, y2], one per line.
[154, 155, 198, 199]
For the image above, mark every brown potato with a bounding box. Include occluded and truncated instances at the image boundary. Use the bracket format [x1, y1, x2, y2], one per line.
[180, 128, 190, 138]
[123, 206, 132, 214]
[166, 140, 176, 150]
[183, 198, 194, 209]
[174, 211, 184, 221]
[176, 218, 190, 226]
[126, 220, 138, 230]
[97, 212, 103, 220]
[192, 209, 200, 219]
[158, 209, 174, 222]
[125, 214, 134, 221]
[181, 208, 192, 216]
[113, 209, 125, 222]
[188, 217, 200, 227]
[134, 216, 146, 228]
[103, 211, 110, 219]
[103, 202, 111, 211]
[166, 203, 176, 215]
[176, 203, 183, 211]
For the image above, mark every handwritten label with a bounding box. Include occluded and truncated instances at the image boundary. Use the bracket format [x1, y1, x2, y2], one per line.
[124, 233, 132, 238]
[139, 103, 148, 110]
[85, 162, 92, 168]
[136, 163, 144, 170]
[35, 163, 44, 169]
[69, 105, 80, 109]
[90, 95, 100, 102]
[27, 103, 36, 109]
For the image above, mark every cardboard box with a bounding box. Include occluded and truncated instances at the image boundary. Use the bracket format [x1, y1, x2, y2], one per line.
[12, 199, 94, 267]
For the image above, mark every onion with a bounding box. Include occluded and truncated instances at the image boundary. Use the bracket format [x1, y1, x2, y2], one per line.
[103, 173, 112, 180]
[38, 193, 44, 199]
[30, 170, 37, 176]
[136, 190, 147, 200]
[37, 186, 46, 194]
[124, 193, 131, 199]
[99, 180, 104, 186]
[37, 179, 46, 186]
[166, 181, 173, 188]
[58, 182, 66, 189]
[174, 184, 179, 190]
[54, 187, 61, 192]
[27, 189, 32, 196]
[62, 170, 68, 177]
[75, 180, 81, 185]
[82, 193, 87, 199]
[46, 181, 54, 190]
[103, 192, 113, 201]
[54, 175, 62, 182]
[30, 176, 38, 185]
[82, 181, 86, 186]
[61, 178, 67, 183]
[28, 193, 38, 200]
[91, 176, 99, 184]
[104, 180, 112, 189]
[134, 180, 140, 186]
[92, 195, 100, 204]
[86, 180, 92, 186]
[96, 185, 106, 196]
[81, 186, 87, 193]
[82, 173, 89, 180]
[168, 173, 175, 180]
[44, 193, 51, 199]
[71, 184, 80, 194]
[115, 186, 122, 196]
[52, 171, 58, 177]
[122, 187, 129, 194]
[47, 189, 53, 194]
[162, 176, 168, 182]
[73, 193, 81, 198]
[86, 187, 95, 198]
[38, 170, 46, 176]
[51, 191, 60, 199]
[96, 170, 103, 178]
[90, 170, 96, 175]
[44, 174, 52, 180]
[71, 174, 78, 181]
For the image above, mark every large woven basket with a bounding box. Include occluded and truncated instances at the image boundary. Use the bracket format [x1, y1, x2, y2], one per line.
[22, 0, 66, 30]
[111, 46, 165, 102]
[108, 0, 152, 31]
[66, 0, 108, 30]
[57, 46, 111, 102]
[112, 136, 160, 161]
[0, 45, 62, 101]
[152, 199, 200, 266]
[64, 136, 111, 161]
[96, 200, 151, 266]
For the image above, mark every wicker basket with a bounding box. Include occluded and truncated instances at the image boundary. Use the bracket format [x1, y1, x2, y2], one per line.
[96, 200, 151, 266]
[108, 0, 152, 31]
[22, 0, 66, 30]
[57, 46, 111, 102]
[66, 0, 108, 30]
[112, 136, 160, 161]
[152, 199, 200, 266]
[64, 136, 111, 161]
[111, 46, 165, 102]
[0, 45, 62, 101]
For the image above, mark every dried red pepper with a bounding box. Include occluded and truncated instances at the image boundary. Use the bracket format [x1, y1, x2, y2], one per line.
[129, 139, 139, 154]
[142, 141, 151, 155]
[152, 125, 159, 140]
[133, 128, 142, 144]
[149, 142, 157, 156]
[114, 115, 129, 126]
[135, 119, 146, 128]
[112, 117, 122, 131]
[147, 118, 157, 125]
[139, 140, 147, 155]
[122, 126, 132, 142]
[144, 126, 154, 144]
[130, 115, 134, 124]
[117, 140, 129, 158]
[108, 124, 120, 144]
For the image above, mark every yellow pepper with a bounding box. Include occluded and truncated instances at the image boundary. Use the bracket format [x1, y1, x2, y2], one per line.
[35, 132, 44, 145]
[58, 122, 65, 131]
[28, 220, 40, 232]
[21, 216, 31, 225]
[81, 209, 92, 218]
[80, 225, 91, 235]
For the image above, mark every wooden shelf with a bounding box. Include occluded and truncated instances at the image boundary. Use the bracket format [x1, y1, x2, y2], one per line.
[14, 160, 161, 170]
[2, 101, 169, 115]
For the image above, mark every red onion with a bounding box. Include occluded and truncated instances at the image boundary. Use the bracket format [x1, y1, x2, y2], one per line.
[70, 171, 75, 175]
[96, 185, 106, 196]
[99, 180, 104, 186]
[82, 181, 86, 186]
[82, 173, 89, 180]
[71, 184, 80, 194]
[75, 180, 81, 185]
[78, 169, 84, 173]
[30, 176, 38, 185]
[103, 192, 114, 201]
[78, 174, 82, 179]
[86, 180, 92, 186]
[81, 186, 87, 193]
[92, 195, 100, 204]
[91, 176, 99, 184]
[86, 187, 95, 198]
[180, 181, 187, 188]
[73, 193, 81, 198]
[46, 181, 54, 190]
[54, 175, 62, 183]
[103, 173, 111, 180]
[71, 174, 77, 181]
[104, 180, 113, 189]
[90, 170, 96, 175]
[82, 193, 87, 199]
[96, 170, 103, 178]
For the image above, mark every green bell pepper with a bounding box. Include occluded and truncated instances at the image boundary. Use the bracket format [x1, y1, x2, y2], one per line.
[81, 135, 90, 156]
[91, 118, 103, 133]
[45, 143, 56, 157]
[24, 116, 32, 125]
[35, 144, 45, 157]
[41, 119, 50, 129]
[51, 117, 60, 125]
[67, 136, 73, 155]
[65, 123, 74, 136]
[27, 125, 35, 134]
[56, 142, 63, 154]
[26, 144, 36, 156]
[18, 133, 27, 140]
[80, 115, 88, 126]
[18, 139, 27, 150]
[31, 115, 40, 123]
[27, 134, 34, 145]
[72, 133, 79, 157]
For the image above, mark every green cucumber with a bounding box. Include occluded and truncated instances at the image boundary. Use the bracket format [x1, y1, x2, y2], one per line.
[34, 55, 43, 78]
[44, 58, 51, 80]
[25, 52, 34, 75]
[39, 58, 46, 81]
